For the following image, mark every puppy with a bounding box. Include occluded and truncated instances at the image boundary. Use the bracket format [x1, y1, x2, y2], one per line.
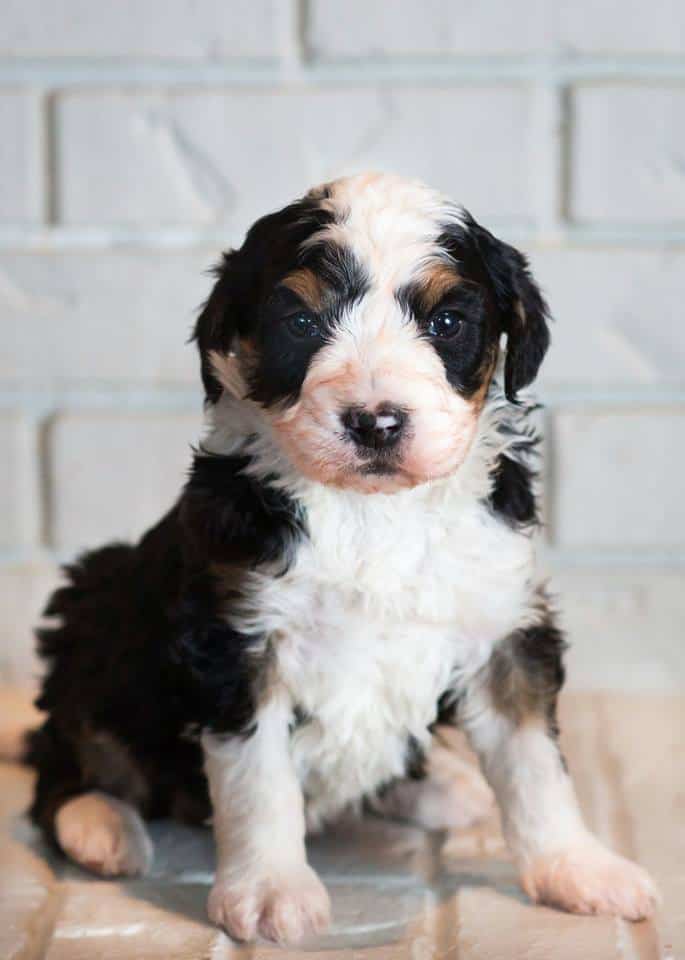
[28, 173, 656, 943]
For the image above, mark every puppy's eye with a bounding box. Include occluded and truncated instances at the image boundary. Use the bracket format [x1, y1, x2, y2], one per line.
[426, 309, 464, 340]
[285, 311, 322, 339]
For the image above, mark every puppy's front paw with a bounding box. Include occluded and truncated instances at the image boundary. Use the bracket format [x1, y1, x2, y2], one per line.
[520, 840, 658, 921]
[208, 864, 331, 943]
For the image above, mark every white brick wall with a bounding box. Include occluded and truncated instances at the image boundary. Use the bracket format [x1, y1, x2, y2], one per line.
[1, 0, 684, 690]
[48, 411, 201, 551]
[0, 91, 41, 222]
[571, 85, 685, 223]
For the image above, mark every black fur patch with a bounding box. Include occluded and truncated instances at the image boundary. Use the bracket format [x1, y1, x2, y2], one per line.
[192, 192, 361, 405]
[488, 612, 567, 740]
[433, 688, 462, 728]
[247, 243, 369, 408]
[397, 275, 497, 398]
[437, 213, 551, 401]
[29, 515, 211, 835]
[404, 734, 428, 781]
[28, 451, 306, 842]
[171, 571, 268, 738]
[489, 453, 538, 528]
[180, 449, 306, 568]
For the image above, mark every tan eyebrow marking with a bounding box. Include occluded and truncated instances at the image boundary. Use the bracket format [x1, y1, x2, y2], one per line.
[415, 261, 463, 311]
[280, 268, 326, 311]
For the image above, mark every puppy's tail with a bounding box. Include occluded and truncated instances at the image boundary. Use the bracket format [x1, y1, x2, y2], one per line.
[0, 689, 42, 763]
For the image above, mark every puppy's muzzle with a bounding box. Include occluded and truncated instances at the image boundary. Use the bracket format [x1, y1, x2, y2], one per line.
[341, 405, 407, 452]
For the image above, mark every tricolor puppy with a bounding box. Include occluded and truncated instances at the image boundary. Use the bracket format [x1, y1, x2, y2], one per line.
[28, 173, 656, 943]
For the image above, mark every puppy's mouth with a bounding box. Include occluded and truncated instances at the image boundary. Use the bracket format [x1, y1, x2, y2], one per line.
[359, 459, 398, 476]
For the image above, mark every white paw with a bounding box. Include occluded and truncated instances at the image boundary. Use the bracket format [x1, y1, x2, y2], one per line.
[520, 840, 658, 921]
[208, 864, 331, 943]
[55, 791, 152, 877]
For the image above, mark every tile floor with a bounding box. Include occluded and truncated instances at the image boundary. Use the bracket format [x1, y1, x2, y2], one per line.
[0, 691, 682, 959]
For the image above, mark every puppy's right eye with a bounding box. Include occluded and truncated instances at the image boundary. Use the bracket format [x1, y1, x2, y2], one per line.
[285, 311, 322, 339]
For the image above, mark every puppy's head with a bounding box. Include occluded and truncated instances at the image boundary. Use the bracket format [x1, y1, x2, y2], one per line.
[195, 173, 550, 493]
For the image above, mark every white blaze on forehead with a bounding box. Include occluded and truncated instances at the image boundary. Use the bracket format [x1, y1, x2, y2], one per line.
[312, 172, 460, 291]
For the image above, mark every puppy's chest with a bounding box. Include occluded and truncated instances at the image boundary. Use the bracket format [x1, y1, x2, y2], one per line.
[242, 488, 534, 819]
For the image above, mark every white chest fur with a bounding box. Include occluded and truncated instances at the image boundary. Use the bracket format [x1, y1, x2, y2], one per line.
[235, 477, 536, 826]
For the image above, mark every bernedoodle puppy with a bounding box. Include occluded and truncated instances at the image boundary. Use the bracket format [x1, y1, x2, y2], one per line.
[27, 173, 656, 943]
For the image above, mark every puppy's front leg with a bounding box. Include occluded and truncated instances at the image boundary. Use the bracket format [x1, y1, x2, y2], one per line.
[461, 658, 657, 920]
[203, 693, 330, 943]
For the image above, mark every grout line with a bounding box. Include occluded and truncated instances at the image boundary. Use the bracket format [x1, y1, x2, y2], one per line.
[298, 0, 312, 64]
[558, 84, 573, 226]
[0, 384, 202, 414]
[3, 54, 685, 86]
[29, 88, 48, 225]
[36, 413, 55, 551]
[43, 91, 59, 225]
[276, 0, 306, 81]
[530, 81, 566, 241]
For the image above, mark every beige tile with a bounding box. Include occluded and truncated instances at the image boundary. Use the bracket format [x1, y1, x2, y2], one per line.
[0, 762, 58, 960]
[458, 885, 620, 960]
[44, 882, 222, 960]
[0, 692, 681, 959]
[596, 695, 685, 960]
[0, 878, 58, 960]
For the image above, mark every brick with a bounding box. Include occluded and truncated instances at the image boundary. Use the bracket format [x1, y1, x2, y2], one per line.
[0, 412, 34, 549]
[0, 0, 278, 59]
[0, 252, 209, 383]
[530, 249, 685, 386]
[55, 87, 531, 227]
[0, 91, 40, 223]
[551, 408, 685, 550]
[308, 0, 542, 57]
[308, 1, 685, 57]
[571, 86, 685, 223]
[556, 1, 685, 54]
[54, 89, 381, 226]
[0, 564, 60, 687]
[48, 411, 201, 551]
[556, 569, 685, 692]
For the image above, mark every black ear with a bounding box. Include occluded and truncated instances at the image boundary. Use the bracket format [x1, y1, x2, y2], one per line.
[192, 251, 246, 404]
[192, 195, 336, 404]
[466, 215, 551, 401]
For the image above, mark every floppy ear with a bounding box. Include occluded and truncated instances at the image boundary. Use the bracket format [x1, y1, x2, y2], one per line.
[192, 251, 245, 403]
[467, 216, 551, 401]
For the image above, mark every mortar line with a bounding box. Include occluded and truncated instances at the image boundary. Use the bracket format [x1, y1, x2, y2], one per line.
[1, 54, 685, 87]
[530, 80, 566, 242]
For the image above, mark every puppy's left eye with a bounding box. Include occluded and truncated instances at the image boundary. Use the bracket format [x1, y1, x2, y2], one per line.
[426, 309, 464, 340]
[285, 311, 322, 339]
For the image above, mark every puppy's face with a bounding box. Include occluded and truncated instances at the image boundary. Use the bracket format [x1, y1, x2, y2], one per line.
[196, 173, 549, 493]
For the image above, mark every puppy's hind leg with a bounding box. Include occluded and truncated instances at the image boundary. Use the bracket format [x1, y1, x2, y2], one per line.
[28, 719, 153, 877]
[371, 731, 494, 830]
[55, 791, 153, 877]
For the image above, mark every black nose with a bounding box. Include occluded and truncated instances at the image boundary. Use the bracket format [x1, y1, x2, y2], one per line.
[342, 406, 407, 451]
